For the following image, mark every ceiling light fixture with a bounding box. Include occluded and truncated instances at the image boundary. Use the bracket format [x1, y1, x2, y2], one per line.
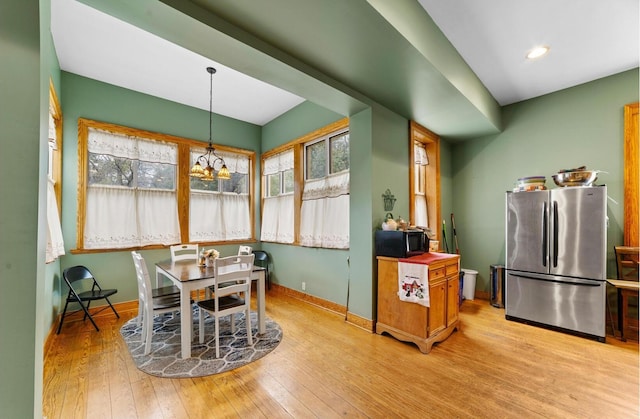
[189, 67, 231, 181]
[526, 46, 550, 60]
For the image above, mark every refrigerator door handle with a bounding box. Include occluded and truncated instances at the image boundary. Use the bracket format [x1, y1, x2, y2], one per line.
[553, 200, 559, 268]
[542, 201, 548, 267]
[510, 273, 602, 287]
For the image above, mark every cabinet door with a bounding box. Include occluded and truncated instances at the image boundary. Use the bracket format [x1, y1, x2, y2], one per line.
[428, 280, 446, 336]
[446, 275, 459, 326]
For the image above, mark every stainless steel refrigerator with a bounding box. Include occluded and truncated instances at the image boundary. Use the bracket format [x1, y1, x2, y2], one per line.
[505, 186, 607, 341]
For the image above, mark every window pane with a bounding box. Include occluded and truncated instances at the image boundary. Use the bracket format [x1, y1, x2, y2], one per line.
[306, 140, 326, 180]
[88, 153, 134, 186]
[191, 176, 219, 192]
[418, 164, 426, 193]
[283, 169, 294, 193]
[222, 173, 248, 194]
[330, 133, 349, 173]
[137, 161, 176, 189]
[268, 173, 280, 197]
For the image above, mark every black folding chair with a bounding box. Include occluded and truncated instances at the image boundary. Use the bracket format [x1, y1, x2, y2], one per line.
[57, 266, 119, 334]
[252, 250, 271, 290]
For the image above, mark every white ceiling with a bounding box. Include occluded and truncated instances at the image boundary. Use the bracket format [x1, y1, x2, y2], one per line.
[418, 0, 639, 106]
[51, 0, 639, 127]
[50, 0, 305, 126]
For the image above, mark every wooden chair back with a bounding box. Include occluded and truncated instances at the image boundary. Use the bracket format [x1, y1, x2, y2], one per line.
[615, 246, 640, 281]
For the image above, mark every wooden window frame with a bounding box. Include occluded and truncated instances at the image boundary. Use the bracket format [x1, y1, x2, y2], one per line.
[261, 117, 349, 245]
[409, 121, 441, 242]
[624, 102, 639, 247]
[73, 118, 255, 253]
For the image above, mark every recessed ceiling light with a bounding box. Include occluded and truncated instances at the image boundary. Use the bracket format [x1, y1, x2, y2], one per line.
[526, 46, 550, 60]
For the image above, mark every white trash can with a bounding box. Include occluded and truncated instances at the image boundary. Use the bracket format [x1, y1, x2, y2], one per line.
[461, 269, 478, 300]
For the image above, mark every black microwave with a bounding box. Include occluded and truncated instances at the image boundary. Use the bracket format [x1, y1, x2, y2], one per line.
[375, 230, 428, 258]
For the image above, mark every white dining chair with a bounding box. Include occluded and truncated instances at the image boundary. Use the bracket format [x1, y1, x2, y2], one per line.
[198, 254, 255, 358]
[132, 251, 187, 355]
[170, 243, 199, 262]
[238, 245, 253, 255]
[168, 243, 203, 299]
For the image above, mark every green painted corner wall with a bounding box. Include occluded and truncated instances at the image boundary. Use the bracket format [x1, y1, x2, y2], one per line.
[261, 101, 347, 151]
[260, 101, 428, 320]
[348, 108, 375, 318]
[1, 1, 49, 417]
[451, 69, 640, 294]
[261, 102, 353, 310]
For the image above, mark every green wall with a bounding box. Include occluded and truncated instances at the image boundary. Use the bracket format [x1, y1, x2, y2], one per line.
[0, 1, 47, 417]
[58, 72, 263, 304]
[451, 69, 639, 294]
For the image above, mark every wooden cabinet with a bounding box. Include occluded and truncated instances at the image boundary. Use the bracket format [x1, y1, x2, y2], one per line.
[428, 277, 447, 336]
[376, 254, 460, 353]
[446, 263, 460, 327]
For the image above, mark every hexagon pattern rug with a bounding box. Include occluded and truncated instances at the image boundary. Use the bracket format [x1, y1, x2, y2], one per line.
[120, 307, 282, 378]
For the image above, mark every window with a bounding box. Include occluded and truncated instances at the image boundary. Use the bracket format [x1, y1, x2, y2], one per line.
[46, 80, 65, 263]
[267, 168, 293, 197]
[300, 128, 350, 249]
[260, 150, 294, 243]
[413, 141, 428, 228]
[260, 118, 350, 249]
[409, 121, 440, 241]
[189, 147, 251, 242]
[305, 131, 350, 180]
[83, 127, 181, 249]
[76, 118, 255, 251]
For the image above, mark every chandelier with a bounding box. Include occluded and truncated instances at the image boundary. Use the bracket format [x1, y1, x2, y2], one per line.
[189, 66, 231, 181]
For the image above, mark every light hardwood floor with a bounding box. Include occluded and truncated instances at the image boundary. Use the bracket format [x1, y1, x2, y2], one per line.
[44, 291, 639, 418]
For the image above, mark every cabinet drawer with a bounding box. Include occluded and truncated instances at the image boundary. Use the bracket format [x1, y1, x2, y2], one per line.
[430, 267, 446, 281]
[445, 262, 458, 276]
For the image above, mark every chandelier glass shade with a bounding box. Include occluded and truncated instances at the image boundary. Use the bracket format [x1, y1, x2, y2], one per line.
[189, 67, 231, 181]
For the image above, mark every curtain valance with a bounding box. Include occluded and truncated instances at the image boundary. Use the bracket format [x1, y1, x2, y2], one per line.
[302, 172, 349, 201]
[263, 149, 294, 175]
[88, 128, 177, 164]
[414, 143, 429, 166]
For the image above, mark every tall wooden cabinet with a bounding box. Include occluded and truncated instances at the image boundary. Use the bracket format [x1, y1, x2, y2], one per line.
[376, 254, 460, 353]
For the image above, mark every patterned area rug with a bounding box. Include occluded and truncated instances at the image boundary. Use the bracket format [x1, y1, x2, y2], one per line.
[120, 307, 282, 378]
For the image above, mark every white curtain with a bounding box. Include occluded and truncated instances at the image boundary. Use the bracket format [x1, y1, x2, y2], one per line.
[261, 150, 294, 243]
[84, 129, 180, 249]
[415, 143, 429, 165]
[46, 177, 65, 263]
[85, 186, 181, 248]
[300, 171, 349, 249]
[88, 129, 177, 164]
[262, 149, 293, 175]
[261, 195, 294, 243]
[414, 195, 428, 228]
[190, 192, 251, 241]
[46, 109, 65, 263]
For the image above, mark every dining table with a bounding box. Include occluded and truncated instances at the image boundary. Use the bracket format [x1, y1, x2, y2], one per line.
[155, 259, 266, 358]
